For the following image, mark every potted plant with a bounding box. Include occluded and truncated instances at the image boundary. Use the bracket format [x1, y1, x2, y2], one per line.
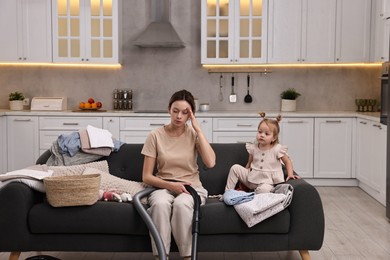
[280, 88, 301, 112]
[9, 91, 25, 111]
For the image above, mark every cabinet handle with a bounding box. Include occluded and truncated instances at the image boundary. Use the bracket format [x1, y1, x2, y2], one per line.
[287, 120, 304, 123]
[14, 119, 31, 122]
[63, 122, 79, 126]
[150, 123, 165, 126]
[359, 121, 367, 124]
[373, 124, 382, 130]
[236, 124, 253, 127]
[325, 120, 342, 123]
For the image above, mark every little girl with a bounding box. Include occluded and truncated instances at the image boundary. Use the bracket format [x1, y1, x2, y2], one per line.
[225, 112, 300, 194]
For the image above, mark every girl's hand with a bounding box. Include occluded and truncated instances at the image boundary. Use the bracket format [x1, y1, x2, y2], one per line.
[286, 174, 301, 181]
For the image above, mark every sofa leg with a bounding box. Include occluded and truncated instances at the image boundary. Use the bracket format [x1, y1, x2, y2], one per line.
[9, 252, 21, 260]
[299, 250, 311, 260]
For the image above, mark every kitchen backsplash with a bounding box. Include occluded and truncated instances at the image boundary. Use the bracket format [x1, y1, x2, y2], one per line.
[0, 1, 381, 112]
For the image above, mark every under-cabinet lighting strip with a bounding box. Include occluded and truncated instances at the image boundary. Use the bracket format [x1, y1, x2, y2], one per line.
[0, 63, 122, 69]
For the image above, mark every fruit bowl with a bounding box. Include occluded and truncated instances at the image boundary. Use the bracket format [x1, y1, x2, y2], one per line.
[80, 107, 101, 110]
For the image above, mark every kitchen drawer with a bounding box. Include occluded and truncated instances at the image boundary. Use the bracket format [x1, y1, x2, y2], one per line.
[213, 118, 258, 131]
[39, 117, 102, 130]
[120, 131, 152, 144]
[40, 130, 75, 150]
[213, 132, 255, 143]
[120, 117, 169, 131]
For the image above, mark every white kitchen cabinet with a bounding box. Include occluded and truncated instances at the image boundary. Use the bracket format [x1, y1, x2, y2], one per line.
[201, 0, 268, 64]
[39, 116, 102, 153]
[212, 117, 257, 143]
[52, 0, 121, 64]
[382, 0, 390, 18]
[0, 0, 52, 63]
[120, 117, 170, 144]
[372, 0, 390, 62]
[268, 0, 336, 63]
[120, 117, 212, 144]
[314, 118, 353, 178]
[0, 116, 6, 174]
[335, 0, 371, 63]
[356, 119, 387, 205]
[280, 118, 314, 178]
[7, 116, 39, 171]
[103, 117, 120, 140]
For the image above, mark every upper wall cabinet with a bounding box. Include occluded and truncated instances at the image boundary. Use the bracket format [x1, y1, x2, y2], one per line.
[268, 0, 371, 64]
[52, 0, 121, 64]
[201, 0, 268, 64]
[0, 0, 52, 63]
[372, 0, 390, 62]
[268, 0, 337, 63]
[335, 0, 371, 63]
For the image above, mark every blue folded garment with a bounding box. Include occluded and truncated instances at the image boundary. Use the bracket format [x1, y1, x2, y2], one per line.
[223, 189, 255, 205]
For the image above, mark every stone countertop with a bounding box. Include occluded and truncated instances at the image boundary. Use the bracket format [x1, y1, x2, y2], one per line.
[0, 109, 381, 122]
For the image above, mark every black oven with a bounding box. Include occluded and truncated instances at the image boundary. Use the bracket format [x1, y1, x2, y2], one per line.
[381, 62, 389, 125]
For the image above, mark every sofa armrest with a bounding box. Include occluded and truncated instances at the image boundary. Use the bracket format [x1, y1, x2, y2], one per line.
[0, 182, 43, 250]
[286, 179, 325, 250]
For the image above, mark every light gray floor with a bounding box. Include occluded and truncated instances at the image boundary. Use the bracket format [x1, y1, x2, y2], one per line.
[1, 187, 389, 260]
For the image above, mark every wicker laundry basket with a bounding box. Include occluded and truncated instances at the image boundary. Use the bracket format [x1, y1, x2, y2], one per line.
[44, 174, 101, 207]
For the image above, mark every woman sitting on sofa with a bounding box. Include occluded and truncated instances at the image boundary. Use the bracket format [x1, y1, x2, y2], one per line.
[141, 89, 216, 260]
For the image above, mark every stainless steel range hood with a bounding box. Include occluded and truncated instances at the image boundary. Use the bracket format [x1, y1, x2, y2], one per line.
[133, 0, 185, 48]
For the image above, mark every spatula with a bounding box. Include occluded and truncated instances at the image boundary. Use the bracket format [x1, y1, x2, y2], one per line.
[229, 75, 237, 103]
[244, 74, 253, 103]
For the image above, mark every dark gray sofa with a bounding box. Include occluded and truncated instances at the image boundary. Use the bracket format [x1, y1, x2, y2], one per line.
[0, 143, 324, 260]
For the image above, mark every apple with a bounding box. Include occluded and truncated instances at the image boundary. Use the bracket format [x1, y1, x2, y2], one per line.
[88, 98, 95, 104]
[96, 101, 102, 108]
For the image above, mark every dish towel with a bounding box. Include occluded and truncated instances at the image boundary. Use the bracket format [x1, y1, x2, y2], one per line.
[223, 189, 255, 205]
[86, 125, 114, 148]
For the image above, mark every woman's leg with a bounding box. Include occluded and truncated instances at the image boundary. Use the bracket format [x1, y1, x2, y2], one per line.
[147, 189, 175, 256]
[171, 186, 207, 257]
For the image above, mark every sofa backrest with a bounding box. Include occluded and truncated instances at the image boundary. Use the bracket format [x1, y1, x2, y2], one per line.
[37, 143, 248, 196]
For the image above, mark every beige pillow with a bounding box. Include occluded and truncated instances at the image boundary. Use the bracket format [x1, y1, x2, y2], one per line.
[83, 167, 148, 198]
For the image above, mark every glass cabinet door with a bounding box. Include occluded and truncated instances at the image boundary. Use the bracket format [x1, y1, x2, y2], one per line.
[234, 0, 267, 63]
[53, 0, 119, 63]
[201, 0, 267, 64]
[203, 0, 232, 64]
[54, 0, 85, 62]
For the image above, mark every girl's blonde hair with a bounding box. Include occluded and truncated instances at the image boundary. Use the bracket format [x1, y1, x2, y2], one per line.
[258, 112, 282, 144]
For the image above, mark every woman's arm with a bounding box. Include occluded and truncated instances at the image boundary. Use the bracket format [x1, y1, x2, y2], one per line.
[189, 110, 216, 168]
[142, 156, 192, 194]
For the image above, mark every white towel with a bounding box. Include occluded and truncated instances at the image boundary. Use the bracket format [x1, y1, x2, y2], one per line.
[86, 125, 114, 148]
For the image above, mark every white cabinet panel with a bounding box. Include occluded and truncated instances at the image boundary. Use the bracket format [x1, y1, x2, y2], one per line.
[103, 117, 120, 140]
[0, 117, 6, 174]
[314, 118, 353, 178]
[213, 118, 258, 131]
[356, 119, 387, 205]
[212, 131, 255, 143]
[39, 116, 102, 130]
[335, 0, 371, 62]
[280, 118, 314, 178]
[7, 116, 39, 171]
[0, 0, 52, 62]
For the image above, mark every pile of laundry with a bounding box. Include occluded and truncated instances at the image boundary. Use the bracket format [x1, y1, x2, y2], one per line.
[47, 125, 124, 166]
[222, 184, 294, 227]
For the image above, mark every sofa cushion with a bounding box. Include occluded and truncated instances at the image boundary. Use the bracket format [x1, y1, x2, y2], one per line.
[28, 202, 149, 235]
[199, 199, 290, 235]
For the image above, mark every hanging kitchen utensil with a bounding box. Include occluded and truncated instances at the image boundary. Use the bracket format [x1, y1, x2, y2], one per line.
[244, 74, 253, 103]
[229, 74, 237, 103]
[219, 74, 223, 102]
